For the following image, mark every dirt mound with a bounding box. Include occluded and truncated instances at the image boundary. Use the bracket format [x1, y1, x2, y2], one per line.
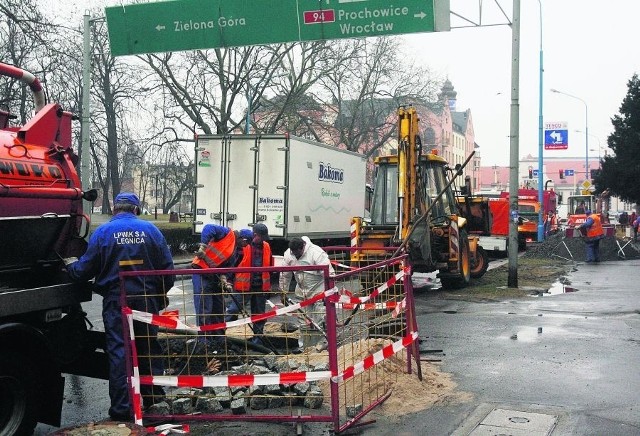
[523, 231, 640, 262]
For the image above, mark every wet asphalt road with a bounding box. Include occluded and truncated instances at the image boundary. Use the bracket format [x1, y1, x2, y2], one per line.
[36, 258, 640, 435]
[367, 258, 640, 435]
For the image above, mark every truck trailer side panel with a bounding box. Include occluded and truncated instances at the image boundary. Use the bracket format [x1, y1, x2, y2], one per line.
[194, 135, 288, 237]
[286, 137, 366, 238]
[194, 135, 366, 241]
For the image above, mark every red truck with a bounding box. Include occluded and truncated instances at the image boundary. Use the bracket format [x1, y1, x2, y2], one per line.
[0, 63, 105, 434]
[499, 188, 558, 249]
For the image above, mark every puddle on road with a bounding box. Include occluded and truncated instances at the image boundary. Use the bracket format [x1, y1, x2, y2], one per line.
[504, 326, 566, 342]
[531, 281, 579, 296]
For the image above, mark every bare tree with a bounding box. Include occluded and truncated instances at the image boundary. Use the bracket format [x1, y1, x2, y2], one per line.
[0, 0, 58, 122]
[141, 43, 314, 135]
[89, 21, 157, 212]
[250, 41, 346, 137]
[315, 37, 441, 157]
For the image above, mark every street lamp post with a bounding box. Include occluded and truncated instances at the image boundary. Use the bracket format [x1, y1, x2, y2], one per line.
[550, 88, 589, 181]
[536, 0, 545, 242]
[154, 174, 159, 220]
[577, 129, 603, 168]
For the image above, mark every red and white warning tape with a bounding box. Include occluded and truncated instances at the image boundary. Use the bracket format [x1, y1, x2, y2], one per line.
[139, 370, 333, 388]
[336, 268, 406, 305]
[134, 332, 417, 389]
[124, 309, 144, 425]
[335, 297, 407, 318]
[131, 287, 338, 331]
[331, 331, 418, 383]
[391, 297, 407, 318]
[132, 268, 406, 332]
[330, 259, 356, 270]
[335, 301, 398, 310]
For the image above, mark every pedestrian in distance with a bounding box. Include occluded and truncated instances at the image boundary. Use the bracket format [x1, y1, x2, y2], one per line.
[66, 192, 174, 422]
[578, 209, 605, 263]
[279, 236, 335, 350]
[191, 224, 252, 347]
[225, 223, 274, 346]
[632, 212, 640, 242]
[619, 210, 629, 226]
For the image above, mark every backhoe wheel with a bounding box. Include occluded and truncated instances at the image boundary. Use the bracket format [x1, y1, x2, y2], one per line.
[0, 351, 38, 436]
[440, 231, 471, 289]
[470, 246, 489, 279]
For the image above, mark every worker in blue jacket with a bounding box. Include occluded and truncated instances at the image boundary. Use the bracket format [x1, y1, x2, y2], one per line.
[66, 192, 174, 422]
[191, 224, 252, 347]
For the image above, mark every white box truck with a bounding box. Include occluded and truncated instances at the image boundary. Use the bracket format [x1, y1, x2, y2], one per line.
[193, 134, 366, 253]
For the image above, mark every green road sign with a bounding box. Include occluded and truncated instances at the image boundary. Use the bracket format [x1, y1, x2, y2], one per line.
[106, 0, 450, 56]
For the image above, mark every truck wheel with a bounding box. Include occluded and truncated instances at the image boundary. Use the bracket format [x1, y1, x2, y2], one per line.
[441, 232, 471, 289]
[0, 352, 38, 435]
[470, 246, 489, 279]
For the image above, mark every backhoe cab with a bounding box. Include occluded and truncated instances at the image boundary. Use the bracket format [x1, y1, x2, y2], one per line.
[351, 106, 486, 289]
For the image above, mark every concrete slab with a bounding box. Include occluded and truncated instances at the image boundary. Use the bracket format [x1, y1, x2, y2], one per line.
[470, 424, 546, 436]
[469, 408, 557, 436]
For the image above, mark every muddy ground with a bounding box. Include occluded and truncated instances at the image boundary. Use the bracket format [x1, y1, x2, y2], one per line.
[438, 231, 640, 302]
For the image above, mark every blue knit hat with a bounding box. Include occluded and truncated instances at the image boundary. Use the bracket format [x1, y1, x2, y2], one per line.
[585, 209, 592, 215]
[239, 229, 253, 241]
[114, 192, 141, 207]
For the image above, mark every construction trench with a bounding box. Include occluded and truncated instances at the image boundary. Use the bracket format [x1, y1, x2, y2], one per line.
[117, 249, 422, 434]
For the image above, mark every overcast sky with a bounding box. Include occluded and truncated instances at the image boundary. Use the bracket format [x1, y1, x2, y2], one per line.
[56, 0, 639, 167]
[407, 0, 640, 166]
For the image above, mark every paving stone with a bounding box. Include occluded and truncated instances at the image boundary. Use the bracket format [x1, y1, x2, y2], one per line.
[195, 397, 223, 413]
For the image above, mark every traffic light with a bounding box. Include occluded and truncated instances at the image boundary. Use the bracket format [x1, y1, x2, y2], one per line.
[559, 169, 564, 179]
[528, 166, 533, 179]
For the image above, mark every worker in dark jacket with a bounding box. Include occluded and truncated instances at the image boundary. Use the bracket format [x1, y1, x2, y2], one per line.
[225, 223, 273, 345]
[66, 192, 174, 422]
[578, 210, 605, 262]
[191, 225, 252, 345]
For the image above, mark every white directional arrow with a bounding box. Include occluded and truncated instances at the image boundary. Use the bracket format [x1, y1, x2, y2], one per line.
[155, 24, 166, 31]
[414, 11, 427, 19]
[550, 131, 563, 143]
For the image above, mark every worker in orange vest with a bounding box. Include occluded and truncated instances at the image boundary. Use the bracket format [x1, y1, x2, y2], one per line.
[191, 225, 253, 347]
[578, 210, 605, 263]
[225, 223, 273, 345]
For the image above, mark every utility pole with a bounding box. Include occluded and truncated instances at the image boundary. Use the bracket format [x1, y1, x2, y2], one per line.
[81, 13, 91, 224]
[508, 0, 521, 288]
[536, 0, 545, 242]
[82, 13, 105, 228]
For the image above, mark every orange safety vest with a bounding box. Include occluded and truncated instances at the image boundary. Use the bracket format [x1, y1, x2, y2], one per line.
[234, 242, 272, 292]
[191, 231, 236, 269]
[586, 214, 604, 239]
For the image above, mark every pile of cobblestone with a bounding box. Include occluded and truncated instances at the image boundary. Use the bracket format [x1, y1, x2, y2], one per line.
[148, 359, 326, 416]
[523, 231, 640, 262]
